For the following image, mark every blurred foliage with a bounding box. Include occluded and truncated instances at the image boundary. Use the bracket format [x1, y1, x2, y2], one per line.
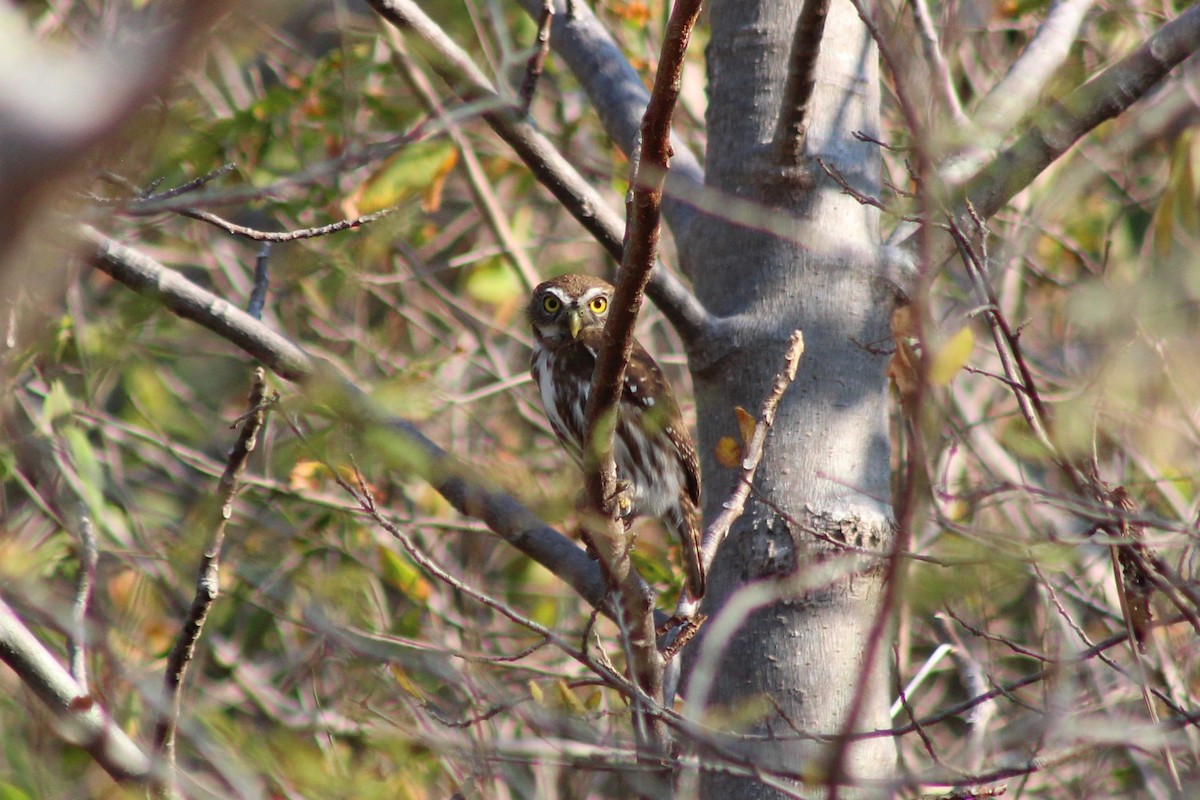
[0, 0, 1198, 797]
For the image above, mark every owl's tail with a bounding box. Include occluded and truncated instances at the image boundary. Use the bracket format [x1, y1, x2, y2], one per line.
[667, 495, 706, 600]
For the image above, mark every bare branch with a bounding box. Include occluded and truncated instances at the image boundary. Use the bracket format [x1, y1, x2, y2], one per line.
[80, 226, 610, 612]
[775, 0, 833, 165]
[518, 1, 555, 115]
[698, 331, 803, 575]
[0, 596, 153, 782]
[67, 515, 98, 690]
[971, 0, 1096, 147]
[175, 206, 397, 242]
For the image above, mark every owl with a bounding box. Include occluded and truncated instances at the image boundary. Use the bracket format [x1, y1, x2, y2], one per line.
[527, 274, 705, 599]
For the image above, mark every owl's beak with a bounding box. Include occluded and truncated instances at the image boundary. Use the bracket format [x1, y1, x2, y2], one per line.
[566, 309, 583, 340]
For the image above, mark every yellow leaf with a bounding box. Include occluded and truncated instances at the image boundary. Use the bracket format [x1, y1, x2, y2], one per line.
[529, 681, 545, 706]
[556, 679, 588, 716]
[584, 689, 603, 711]
[389, 664, 424, 699]
[928, 326, 974, 386]
[422, 147, 459, 213]
[715, 436, 741, 468]
[734, 406, 756, 445]
[378, 545, 431, 601]
[289, 459, 325, 491]
[346, 141, 458, 215]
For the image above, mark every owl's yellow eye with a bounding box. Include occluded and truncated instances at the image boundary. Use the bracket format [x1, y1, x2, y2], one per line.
[543, 296, 561, 313]
[589, 296, 608, 314]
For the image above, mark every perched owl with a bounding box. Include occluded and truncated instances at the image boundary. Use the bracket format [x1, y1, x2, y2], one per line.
[527, 274, 705, 599]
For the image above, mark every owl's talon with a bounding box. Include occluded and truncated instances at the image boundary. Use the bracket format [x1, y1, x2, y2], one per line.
[610, 479, 634, 520]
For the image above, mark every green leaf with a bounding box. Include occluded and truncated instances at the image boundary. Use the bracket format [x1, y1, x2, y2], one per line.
[40, 380, 74, 434]
[353, 141, 457, 214]
[377, 545, 430, 601]
[463, 259, 523, 307]
[0, 782, 34, 800]
[61, 426, 106, 518]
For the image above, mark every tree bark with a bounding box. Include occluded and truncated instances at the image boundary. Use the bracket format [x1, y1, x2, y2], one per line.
[681, 1, 897, 796]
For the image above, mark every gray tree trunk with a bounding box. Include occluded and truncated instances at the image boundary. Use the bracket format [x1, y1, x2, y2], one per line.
[680, 1, 897, 796]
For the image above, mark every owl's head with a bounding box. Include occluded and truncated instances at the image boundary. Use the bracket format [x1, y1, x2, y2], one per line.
[528, 274, 613, 346]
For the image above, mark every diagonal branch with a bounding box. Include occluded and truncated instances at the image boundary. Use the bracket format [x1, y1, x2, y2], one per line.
[960, 3, 1200, 226]
[79, 225, 610, 613]
[891, 3, 1200, 266]
[0, 595, 153, 783]
[367, 0, 712, 345]
[153, 367, 271, 798]
[910, 0, 966, 126]
[942, 0, 1096, 184]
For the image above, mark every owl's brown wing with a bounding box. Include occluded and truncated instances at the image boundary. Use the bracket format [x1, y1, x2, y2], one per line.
[624, 339, 701, 507]
[572, 326, 701, 505]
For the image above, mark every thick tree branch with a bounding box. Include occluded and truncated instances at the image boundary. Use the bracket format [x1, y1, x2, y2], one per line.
[0, 595, 153, 783]
[580, 0, 704, 764]
[79, 225, 609, 612]
[775, 0, 833, 165]
[943, 0, 1096, 183]
[961, 3, 1200, 226]
[514, 0, 706, 244]
[892, 3, 1200, 266]
[367, 0, 712, 345]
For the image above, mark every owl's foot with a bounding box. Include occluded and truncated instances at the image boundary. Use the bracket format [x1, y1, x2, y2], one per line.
[609, 479, 634, 525]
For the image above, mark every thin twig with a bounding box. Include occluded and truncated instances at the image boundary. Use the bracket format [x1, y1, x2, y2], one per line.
[701, 331, 803, 577]
[153, 369, 272, 796]
[247, 243, 271, 321]
[178, 206, 397, 242]
[140, 163, 237, 202]
[67, 515, 98, 691]
[519, 1, 555, 114]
